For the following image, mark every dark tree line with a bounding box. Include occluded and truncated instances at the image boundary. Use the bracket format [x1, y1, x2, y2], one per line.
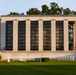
[26, 2, 76, 15]
[8, 12, 24, 15]
[8, 2, 76, 15]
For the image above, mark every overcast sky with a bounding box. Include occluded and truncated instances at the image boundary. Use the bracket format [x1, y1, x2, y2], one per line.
[0, 0, 76, 15]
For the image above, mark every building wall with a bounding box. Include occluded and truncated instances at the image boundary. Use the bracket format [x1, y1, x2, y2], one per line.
[0, 19, 1, 49]
[0, 51, 76, 60]
[0, 15, 76, 51]
[1, 19, 6, 50]
[74, 21, 76, 50]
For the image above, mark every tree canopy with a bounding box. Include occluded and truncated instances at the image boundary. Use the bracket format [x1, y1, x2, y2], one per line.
[26, 8, 41, 15]
[8, 2, 76, 15]
[26, 2, 76, 15]
[8, 12, 24, 15]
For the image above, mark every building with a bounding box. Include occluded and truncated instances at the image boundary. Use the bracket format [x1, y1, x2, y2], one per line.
[0, 15, 76, 60]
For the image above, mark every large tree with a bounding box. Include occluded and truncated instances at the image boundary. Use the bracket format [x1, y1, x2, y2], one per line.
[41, 5, 49, 15]
[7, 2, 76, 15]
[26, 8, 41, 15]
[26, 2, 63, 15]
[50, 2, 63, 15]
[26, 2, 76, 15]
[63, 8, 71, 15]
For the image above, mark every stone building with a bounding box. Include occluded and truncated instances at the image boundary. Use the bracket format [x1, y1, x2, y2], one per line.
[0, 15, 76, 60]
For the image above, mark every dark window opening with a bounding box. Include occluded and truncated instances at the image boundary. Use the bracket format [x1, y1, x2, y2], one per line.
[69, 22, 74, 50]
[43, 21, 51, 50]
[31, 21, 38, 50]
[18, 21, 26, 50]
[6, 21, 13, 50]
[56, 21, 64, 50]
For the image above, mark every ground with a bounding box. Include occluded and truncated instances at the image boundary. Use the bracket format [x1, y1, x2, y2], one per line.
[0, 60, 76, 75]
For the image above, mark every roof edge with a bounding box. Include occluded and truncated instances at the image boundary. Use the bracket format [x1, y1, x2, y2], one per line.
[1, 15, 76, 17]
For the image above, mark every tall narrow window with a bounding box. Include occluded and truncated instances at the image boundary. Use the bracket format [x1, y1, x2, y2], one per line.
[69, 22, 74, 50]
[56, 21, 64, 50]
[31, 21, 38, 50]
[6, 21, 13, 50]
[43, 21, 51, 50]
[18, 21, 26, 50]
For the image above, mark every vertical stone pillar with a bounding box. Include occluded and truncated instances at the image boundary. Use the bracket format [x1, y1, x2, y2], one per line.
[26, 19, 30, 51]
[1, 20, 6, 50]
[39, 19, 43, 51]
[74, 21, 76, 50]
[0, 19, 1, 49]
[51, 19, 56, 51]
[64, 19, 68, 51]
[13, 19, 18, 51]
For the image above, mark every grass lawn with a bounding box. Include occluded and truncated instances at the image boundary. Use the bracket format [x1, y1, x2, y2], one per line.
[0, 60, 76, 75]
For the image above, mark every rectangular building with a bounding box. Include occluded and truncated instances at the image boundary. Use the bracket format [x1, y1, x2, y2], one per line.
[0, 15, 76, 60]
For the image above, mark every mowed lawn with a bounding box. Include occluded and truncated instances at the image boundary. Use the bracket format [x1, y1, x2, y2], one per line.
[0, 60, 76, 75]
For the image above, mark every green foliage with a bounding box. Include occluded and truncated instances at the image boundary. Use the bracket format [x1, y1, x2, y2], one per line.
[26, 8, 41, 15]
[7, 2, 76, 15]
[41, 5, 49, 15]
[26, 2, 76, 15]
[8, 12, 25, 15]
[50, 2, 59, 15]
[41, 58, 49, 62]
[0, 55, 1, 60]
[63, 8, 71, 15]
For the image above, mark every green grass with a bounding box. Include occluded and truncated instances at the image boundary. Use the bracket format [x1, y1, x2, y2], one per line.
[0, 60, 76, 75]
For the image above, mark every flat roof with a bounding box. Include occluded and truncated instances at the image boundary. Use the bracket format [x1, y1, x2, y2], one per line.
[1, 15, 76, 17]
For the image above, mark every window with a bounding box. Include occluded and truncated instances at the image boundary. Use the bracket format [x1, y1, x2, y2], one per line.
[31, 21, 38, 50]
[6, 21, 13, 50]
[56, 21, 64, 50]
[18, 21, 26, 50]
[43, 21, 51, 50]
[69, 22, 74, 50]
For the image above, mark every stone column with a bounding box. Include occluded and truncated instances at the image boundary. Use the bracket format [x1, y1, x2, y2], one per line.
[26, 19, 30, 51]
[0, 19, 1, 49]
[51, 19, 56, 51]
[13, 19, 18, 51]
[39, 19, 43, 51]
[1, 20, 6, 50]
[74, 21, 76, 50]
[64, 19, 68, 51]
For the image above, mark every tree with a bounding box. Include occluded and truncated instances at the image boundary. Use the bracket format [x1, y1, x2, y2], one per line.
[8, 12, 25, 15]
[41, 2, 63, 15]
[41, 5, 49, 15]
[7, 2, 76, 15]
[21, 13, 25, 15]
[59, 7, 64, 15]
[63, 8, 71, 15]
[9, 12, 19, 15]
[71, 11, 76, 15]
[50, 2, 62, 15]
[26, 2, 76, 15]
[26, 8, 41, 15]
[50, 2, 59, 9]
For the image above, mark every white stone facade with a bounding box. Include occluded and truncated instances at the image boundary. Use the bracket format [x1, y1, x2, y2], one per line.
[0, 15, 76, 60]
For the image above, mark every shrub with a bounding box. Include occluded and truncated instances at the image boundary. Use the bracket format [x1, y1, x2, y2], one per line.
[0, 55, 2, 60]
[41, 58, 49, 62]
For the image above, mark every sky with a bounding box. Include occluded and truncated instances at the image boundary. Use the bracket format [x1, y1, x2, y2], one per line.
[0, 0, 76, 15]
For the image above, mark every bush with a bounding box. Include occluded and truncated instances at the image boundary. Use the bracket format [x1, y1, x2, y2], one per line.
[41, 58, 49, 62]
[0, 55, 2, 60]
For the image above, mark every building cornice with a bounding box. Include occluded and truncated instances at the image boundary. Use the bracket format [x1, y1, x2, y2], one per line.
[1, 15, 76, 17]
